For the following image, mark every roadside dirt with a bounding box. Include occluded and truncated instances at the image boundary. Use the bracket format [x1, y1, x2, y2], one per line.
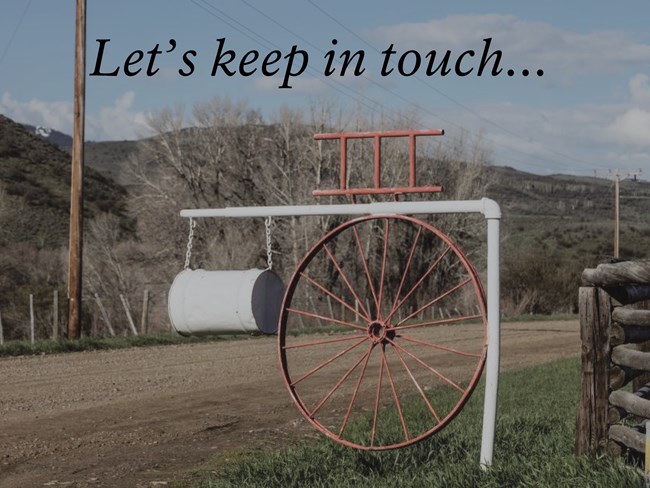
[0, 320, 580, 487]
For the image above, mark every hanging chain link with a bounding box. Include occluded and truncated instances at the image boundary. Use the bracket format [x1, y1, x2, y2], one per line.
[184, 218, 197, 270]
[265, 216, 273, 270]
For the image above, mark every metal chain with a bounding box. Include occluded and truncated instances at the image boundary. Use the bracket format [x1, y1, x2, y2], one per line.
[265, 216, 273, 270]
[184, 218, 197, 270]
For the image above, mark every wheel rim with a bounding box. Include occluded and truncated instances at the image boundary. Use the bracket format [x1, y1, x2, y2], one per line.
[278, 215, 487, 450]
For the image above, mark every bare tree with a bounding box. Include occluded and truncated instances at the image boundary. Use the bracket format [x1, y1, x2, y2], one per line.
[122, 97, 495, 328]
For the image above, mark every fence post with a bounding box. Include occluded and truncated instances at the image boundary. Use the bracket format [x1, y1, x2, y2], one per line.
[576, 286, 611, 455]
[120, 294, 138, 336]
[29, 294, 35, 344]
[53, 290, 59, 340]
[140, 289, 149, 335]
[94, 293, 115, 337]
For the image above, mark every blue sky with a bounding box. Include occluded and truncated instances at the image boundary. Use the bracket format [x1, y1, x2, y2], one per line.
[1, 0, 650, 177]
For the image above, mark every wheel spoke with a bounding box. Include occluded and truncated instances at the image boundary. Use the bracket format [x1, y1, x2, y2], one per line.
[370, 345, 385, 447]
[283, 334, 367, 350]
[382, 345, 409, 441]
[290, 337, 368, 386]
[339, 343, 375, 437]
[396, 334, 481, 358]
[300, 272, 371, 322]
[390, 227, 422, 315]
[396, 314, 483, 332]
[386, 338, 465, 394]
[352, 225, 381, 318]
[392, 346, 441, 423]
[286, 308, 366, 331]
[385, 246, 451, 323]
[377, 219, 390, 319]
[309, 345, 372, 418]
[322, 244, 371, 319]
[396, 277, 473, 326]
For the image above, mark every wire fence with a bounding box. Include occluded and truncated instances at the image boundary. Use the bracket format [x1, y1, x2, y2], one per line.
[0, 285, 173, 344]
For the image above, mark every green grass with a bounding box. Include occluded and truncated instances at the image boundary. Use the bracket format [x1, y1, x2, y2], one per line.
[0, 333, 234, 357]
[193, 357, 643, 488]
[502, 313, 578, 323]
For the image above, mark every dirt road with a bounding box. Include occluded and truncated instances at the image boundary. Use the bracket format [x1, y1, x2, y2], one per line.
[0, 320, 580, 487]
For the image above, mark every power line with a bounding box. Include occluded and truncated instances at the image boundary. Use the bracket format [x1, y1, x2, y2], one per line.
[235, 0, 550, 170]
[0, 0, 33, 69]
[190, 0, 420, 128]
[304, 0, 598, 171]
[194, 0, 581, 174]
[196, 0, 524, 170]
[238, 0, 597, 173]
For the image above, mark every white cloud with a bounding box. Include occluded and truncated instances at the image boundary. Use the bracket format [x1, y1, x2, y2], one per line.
[92, 92, 150, 140]
[370, 15, 650, 76]
[0, 91, 151, 141]
[420, 72, 650, 175]
[630, 74, 650, 106]
[606, 107, 650, 147]
[0, 92, 74, 133]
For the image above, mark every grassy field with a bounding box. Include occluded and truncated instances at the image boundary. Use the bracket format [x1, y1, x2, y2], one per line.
[193, 357, 643, 488]
[0, 333, 229, 357]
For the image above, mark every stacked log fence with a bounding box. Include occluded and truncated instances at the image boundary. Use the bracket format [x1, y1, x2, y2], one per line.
[576, 259, 650, 461]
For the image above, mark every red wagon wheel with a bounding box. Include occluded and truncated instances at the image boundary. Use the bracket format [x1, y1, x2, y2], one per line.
[278, 215, 487, 450]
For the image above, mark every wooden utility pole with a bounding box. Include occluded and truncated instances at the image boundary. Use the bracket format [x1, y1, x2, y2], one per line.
[67, 0, 86, 339]
[611, 169, 642, 259]
[595, 168, 643, 259]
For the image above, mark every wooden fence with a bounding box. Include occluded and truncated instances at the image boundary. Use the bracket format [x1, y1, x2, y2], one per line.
[576, 259, 650, 459]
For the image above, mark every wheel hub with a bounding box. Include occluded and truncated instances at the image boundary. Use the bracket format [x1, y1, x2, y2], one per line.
[367, 320, 394, 343]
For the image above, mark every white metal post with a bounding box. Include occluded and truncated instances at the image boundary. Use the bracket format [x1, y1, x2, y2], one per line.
[480, 217, 500, 468]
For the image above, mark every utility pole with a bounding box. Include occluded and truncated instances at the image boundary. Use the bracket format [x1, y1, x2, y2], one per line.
[67, 0, 86, 339]
[596, 168, 643, 259]
[613, 170, 620, 258]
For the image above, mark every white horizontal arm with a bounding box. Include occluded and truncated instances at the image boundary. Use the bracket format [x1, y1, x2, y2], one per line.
[180, 198, 501, 220]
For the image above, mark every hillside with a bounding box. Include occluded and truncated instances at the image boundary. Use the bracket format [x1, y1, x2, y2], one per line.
[23, 122, 136, 185]
[1, 116, 648, 329]
[16, 120, 650, 260]
[485, 166, 650, 260]
[21, 123, 73, 150]
[0, 115, 131, 246]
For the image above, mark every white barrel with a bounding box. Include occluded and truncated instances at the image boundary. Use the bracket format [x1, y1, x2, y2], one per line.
[168, 269, 284, 336]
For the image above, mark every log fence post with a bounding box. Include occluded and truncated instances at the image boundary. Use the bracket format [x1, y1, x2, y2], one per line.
[577, 259, 650, 461]
[576, 286, 611, 455]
